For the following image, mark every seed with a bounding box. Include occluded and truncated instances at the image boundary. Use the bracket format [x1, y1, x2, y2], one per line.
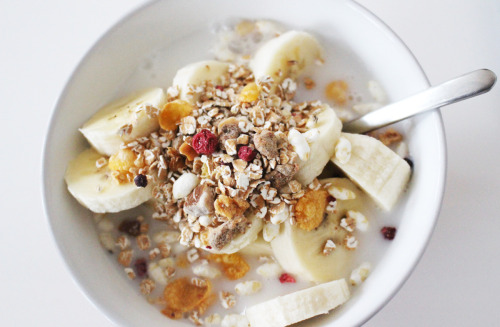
[134, 174, 148, 188]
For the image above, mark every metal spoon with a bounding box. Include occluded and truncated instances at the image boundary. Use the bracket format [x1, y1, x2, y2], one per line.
[342, 69, 497, 134]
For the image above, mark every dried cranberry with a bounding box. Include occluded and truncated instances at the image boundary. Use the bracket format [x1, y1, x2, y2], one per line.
[381, 226, 397, 240]
[238, 146, 256, 162]
[279, 273, 296, 284]
[215, 85, 224, 91]
[134, 258, 148, 278]
[327, 195, 336, 203]
[192, 129, 218, 155]
[134, 174, 148, 188]
[118, 219, 141, 237]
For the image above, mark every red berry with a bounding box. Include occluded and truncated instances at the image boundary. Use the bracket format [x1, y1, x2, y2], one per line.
[192, 129, 218, 155]
[381, 226, 397, 240]
[279, 273, 296, 284]
[134, 258, 148, 277]
[238, 146, 256, 162]
[215, 85, 224, 91]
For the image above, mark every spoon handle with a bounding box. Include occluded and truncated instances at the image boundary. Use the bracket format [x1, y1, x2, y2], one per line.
[342, 69, 497, 134]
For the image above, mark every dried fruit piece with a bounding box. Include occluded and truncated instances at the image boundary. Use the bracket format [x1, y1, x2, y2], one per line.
[214, 195, 250, 220]
[159, 99, 193, 131]
[238, 146, 256, 162]
[239, 82, 260, 102]
[325, 80, 349, 105]
[209, 253, 250, 280]
[294, 188, 329, 231]
[134, 258, 148, 277]
[179, 142, 198, 161]
[163, 277, 212, 314]
[108, 148, 137, 173]
[134, 174, 148, 187]
[184, 184, 215, 217]
[279, 273, 296, 284]
[118, 219, 141, 237]
[381, 226, 397, 240]
[192, 129, 218, 155]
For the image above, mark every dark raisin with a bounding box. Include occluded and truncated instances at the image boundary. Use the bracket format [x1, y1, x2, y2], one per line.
[134, 258, 148, 278]
[327, 195, 336, 203]
[118, 219, 141, 237]
[134, 174, 148, 188]
[404, 157, 414, 169]
[381, 226, 397, 240]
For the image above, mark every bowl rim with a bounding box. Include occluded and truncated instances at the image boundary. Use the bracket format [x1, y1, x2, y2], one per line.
[41, 0, 447, 326]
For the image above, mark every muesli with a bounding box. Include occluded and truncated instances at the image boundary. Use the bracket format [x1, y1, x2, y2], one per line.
[65, 20, 412, 326]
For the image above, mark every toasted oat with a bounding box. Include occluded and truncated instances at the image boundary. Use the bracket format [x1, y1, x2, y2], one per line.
[118, 249, 133, 267]
[219, 291, 236, 309]
[322, 239, 336, 256]
[124, 267, 136, 280]
[344, 235, 359, 250]
[140, 278, 156, 295]
[137, 234, 151, 250]
[304, 77, 316, 89]
[378, 128, 403, 146]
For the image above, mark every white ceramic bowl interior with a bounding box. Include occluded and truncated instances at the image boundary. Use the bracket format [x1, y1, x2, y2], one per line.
[43, 0, 446, 326]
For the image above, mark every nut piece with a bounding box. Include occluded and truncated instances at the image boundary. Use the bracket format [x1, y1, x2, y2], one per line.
[184, 184, 215, 217]
[173, 172, 200, 200]
[294, 188, 329, 231]
[159, 100, 193, 131]
[265, 164, 298, 189]
[254, 130, 279, 159]
[218, 117, 241, 150]
[206, 217, 248, 250]
[214, 195, 250, 220]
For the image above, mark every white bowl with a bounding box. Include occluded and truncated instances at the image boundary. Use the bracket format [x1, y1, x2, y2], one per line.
[42, 0, 446, 326]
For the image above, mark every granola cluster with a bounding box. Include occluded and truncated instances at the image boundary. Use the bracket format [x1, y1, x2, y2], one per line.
[109, 64, 333, 252]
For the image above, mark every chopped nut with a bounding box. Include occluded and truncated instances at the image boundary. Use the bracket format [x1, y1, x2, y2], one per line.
[254, 130, 279, 159]
[294, 189, 329, 231]
[347, 210, 369, 232]
[206, 218, 248, 250]
[340, 217, 356, 233]
[265, 164, 298, 189]
[124, 267, 136, 279]
[115, 235, 130, 251]
[184, 184, 216, 217]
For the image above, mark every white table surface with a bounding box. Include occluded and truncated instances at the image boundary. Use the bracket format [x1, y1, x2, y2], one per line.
[1, 0, 499, 326]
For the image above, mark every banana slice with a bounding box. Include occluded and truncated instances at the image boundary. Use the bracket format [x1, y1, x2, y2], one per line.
[80, 88, 167, 156]
[203, 214, 263, 254]
[270, 178, 368, 283]
[293, 105, 342, 186]
[249, 30, 324, 90]
[239, 235, 273, 257]
[245, 278, 350, 327]
[65, 148, 153, 213]
[172, 60, 231, 103]
[331, 133, 411, 211]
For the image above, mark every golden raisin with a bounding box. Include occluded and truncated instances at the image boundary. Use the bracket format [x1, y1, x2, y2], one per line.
[108, 148, 137, 173]
[214, 195, 250, 220]
[163, 277, 211, 313]
[208, 253, 250, 280]
[325, 80, 349, 105]
[179, 142, 198, 161]
[294, 189, 329, 231]
[239, 82, 260, 102]
[159, 100, 193, 131]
